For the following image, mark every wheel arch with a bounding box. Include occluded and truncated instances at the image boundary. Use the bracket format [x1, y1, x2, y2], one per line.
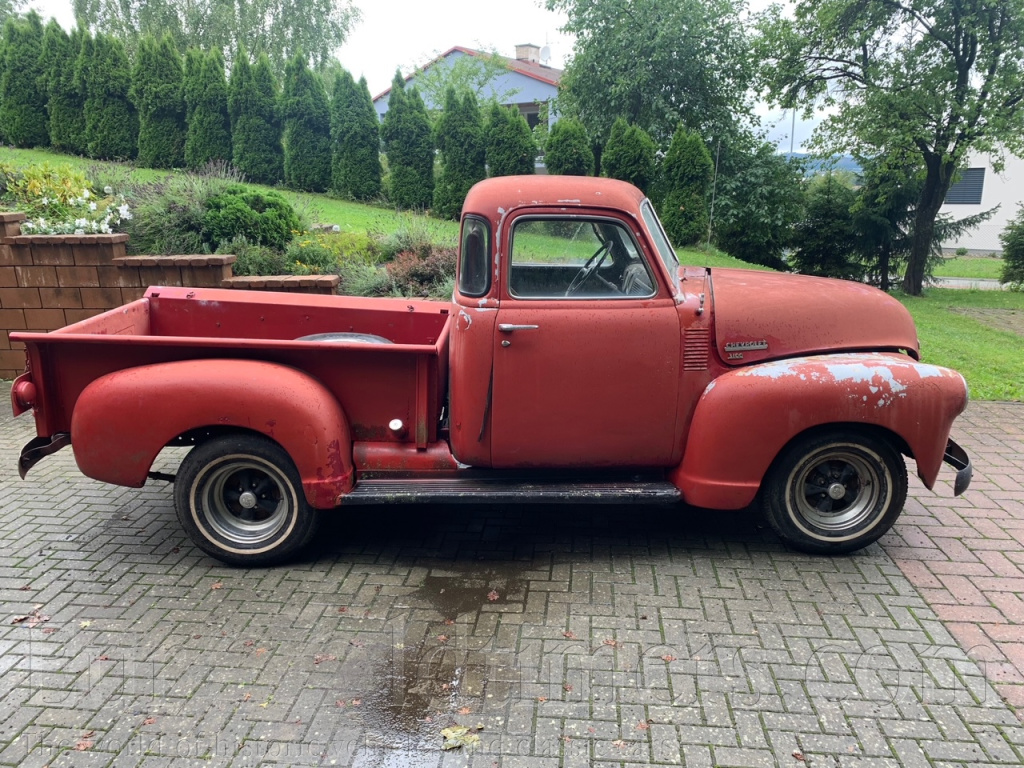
[70, 359, 354, 508]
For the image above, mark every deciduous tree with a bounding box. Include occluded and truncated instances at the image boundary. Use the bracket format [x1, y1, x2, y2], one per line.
[757, 0, 1024, 295]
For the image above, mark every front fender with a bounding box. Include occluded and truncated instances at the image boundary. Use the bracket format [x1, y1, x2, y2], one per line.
[670, 353, 969, 509]
[70, 359, 353, 508]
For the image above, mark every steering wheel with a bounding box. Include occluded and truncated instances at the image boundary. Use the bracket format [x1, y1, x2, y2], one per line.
[565, 242, 611, 296]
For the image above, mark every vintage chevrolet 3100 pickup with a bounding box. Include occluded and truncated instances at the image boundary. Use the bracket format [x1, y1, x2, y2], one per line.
[10, 176, 972, 565]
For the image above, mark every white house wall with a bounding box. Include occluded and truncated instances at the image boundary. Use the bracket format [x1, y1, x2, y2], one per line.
[939, 153, 1024, 253]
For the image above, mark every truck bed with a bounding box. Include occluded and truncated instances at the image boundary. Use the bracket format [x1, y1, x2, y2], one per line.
[12, 286, 452, 447]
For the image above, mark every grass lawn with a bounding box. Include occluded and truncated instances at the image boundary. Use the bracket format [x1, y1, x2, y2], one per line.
[933, 254, 1005, 280]
[899, 289, 1024, 401]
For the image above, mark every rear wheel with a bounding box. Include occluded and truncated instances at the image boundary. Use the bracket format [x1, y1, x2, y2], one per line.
[174, 435, 319, 566]
[762, 430, 907, 555]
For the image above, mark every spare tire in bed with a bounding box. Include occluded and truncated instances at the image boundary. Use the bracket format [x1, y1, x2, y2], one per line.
[295, 332, 394, 344]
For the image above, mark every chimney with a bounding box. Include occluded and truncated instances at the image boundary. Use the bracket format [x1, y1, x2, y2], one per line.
[515, 43, 541, 64]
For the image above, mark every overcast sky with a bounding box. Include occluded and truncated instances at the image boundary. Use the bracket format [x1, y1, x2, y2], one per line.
[27, 0, 814, 150]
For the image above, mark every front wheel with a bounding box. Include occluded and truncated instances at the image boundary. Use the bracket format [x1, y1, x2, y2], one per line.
[762, 430, 907, 555]
[174, 435, 320, 566]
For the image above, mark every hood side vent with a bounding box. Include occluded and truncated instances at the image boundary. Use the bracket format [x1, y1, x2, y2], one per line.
[684, 327, 710, 371]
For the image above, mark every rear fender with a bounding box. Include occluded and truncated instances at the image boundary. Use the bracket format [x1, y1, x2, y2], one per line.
[70, 359, 353, 508]
[670, 353, 969, 509]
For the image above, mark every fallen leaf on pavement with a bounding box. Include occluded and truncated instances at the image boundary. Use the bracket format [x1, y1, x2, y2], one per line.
[661, 655, 676, 662]
[441, 725, 481, 751]
[211, 582, 223, 590]
[457, 706, 471, 715]
[487, 590, 499, 602]
[563, 631, 577, 639]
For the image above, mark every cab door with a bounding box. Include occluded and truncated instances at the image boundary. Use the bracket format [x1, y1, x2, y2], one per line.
[489, 212, 680, 468]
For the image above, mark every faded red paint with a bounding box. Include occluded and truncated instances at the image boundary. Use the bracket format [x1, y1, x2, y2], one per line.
[9, 176, 970, 523]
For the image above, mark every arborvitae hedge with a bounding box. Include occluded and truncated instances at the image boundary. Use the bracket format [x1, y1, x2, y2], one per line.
[185, 48, 231, 169]
[381, 71, 434, 209]
[601, 118, 656, 193]
[182, 48, 203, 125]
[79, 33, 138, 160]
[347, 77, 383, 201]
[432, 87, 485, 220]
[485, 103, 535, 178]
[0, 13, 49, 147]
[45, 26, 86, 154]
[282, 53, 331, 192]
[329, 69, 358, 197]
[544, 118, 594, 176]
[39, 20, 70, 150]
[132, 35, 185, 168]
[658, 125, 713, 246]
[229, 50, 283, 185]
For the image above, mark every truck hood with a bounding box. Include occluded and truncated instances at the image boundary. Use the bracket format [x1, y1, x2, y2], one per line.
[708, 269, 919, 366]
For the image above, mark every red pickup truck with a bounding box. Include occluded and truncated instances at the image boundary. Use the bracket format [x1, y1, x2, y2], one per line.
[10, 176, 972, 565]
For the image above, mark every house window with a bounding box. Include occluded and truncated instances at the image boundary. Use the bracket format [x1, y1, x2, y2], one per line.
[944, 168, 985, 204]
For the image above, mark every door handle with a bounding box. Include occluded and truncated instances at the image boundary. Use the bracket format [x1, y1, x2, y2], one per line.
[498, 324, 539, 332]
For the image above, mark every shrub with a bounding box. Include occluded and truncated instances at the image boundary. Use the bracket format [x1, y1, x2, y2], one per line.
[282, 53, 332, 192]
[132, 35, 186, 169]
[544, 118, 594, 176]
[229, 51, 284, 186]
[1000, 205, 1024, 289]
[659, 125, 712, 247]
[218, 235, 288, 276]
[371, 213, 454, 261]
[0, 13, 49, 148]
[381, 72, 434, 209]
[485, 103, 536, 177]
[201, 184, 301, 252]
[386, 247, 457, 297]
[601, 118, 656, 193]
[284, 238, 339, 275]
[185, 48, 231, 169]
[4, 162, 131, 234]
[432, 87, 486, 220]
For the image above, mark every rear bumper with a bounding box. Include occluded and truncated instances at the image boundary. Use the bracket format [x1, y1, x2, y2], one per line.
[18, 433, 70, 479]
[943, 438, 972, 496]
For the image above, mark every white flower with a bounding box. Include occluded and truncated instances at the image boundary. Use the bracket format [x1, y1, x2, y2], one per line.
[75, 229, 85, 235]
[89, 202, 97, 211]
[82, 188, 90, 199]
[104, 186, 113, 195]
[332, 224, 341, 232]
[118, 204, 131, 220]
[41, 197, 50, 205]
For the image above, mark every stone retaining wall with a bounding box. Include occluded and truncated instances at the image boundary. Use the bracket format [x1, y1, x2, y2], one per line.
[1, 212, 340, 380]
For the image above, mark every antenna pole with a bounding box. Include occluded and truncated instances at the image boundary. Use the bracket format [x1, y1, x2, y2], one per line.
[705, 139, 722, 251]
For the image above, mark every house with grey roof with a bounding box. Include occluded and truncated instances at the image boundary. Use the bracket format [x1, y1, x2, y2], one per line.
[372, 44, 561, 130]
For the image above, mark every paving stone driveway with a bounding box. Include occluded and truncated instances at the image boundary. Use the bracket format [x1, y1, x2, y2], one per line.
[1, 385, 1023, 767]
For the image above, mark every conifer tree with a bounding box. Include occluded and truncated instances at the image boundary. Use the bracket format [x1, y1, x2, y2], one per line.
[132, 34, 185, 168]
[329, 68, 358, 197]
[0, 12, 49, 147]
[659, 125, 712, 246]
[330, 70, 382, 200]
[485, 103, 535, 177]
[182, 47, 203, 125]
[601, 118, 656, 193]
[229, 49, 283, 185]
[543, 118, 594, 176]
[40, 20, 84, 153]
[281, 52, 331, 191]
[79, 32, 138, 159]
[381, 71, 434, 209]
[433, 87, 485, 220]
[185, 48, 231, 169]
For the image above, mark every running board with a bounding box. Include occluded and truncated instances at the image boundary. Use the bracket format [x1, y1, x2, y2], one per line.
[340, 478, 682, 505]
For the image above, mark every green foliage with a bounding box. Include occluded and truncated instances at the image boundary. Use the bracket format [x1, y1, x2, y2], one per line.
[543, 118, 593, 176]
[386, 247, 457, 297]
[790, 173, 861, 279]
[432, 87, 486, 220]
[548, 0, 753, 145]
[485, 103, 535, 178]
[71, 0, 359, 77]
[185, 48, 231, 169]
[229, 51, 283, 185]
[3, 161, 131, 234]
[78, 33, 138, 160]
[658, 125, 712, 246]
[330, 69, 382, 201]
[381, 72, 435, 209]
[756, 0, 1024, 295]
[201, 184, 300, 251]
[1000, 206, 1024, 289]
[711, 134, 805, 269]
[411, 47, 520, 109]
[0, 13, 49, 147]
[44, 24, 86, 154]
[219, 235, 288, 276]
[131, 35, 186, 168]
[601, 118, 656, 193]
[284, 236, 338, 275]
[282, 53, 331, 192]
[182, 47, 203, 125]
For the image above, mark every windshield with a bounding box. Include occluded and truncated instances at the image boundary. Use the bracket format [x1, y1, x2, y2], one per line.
[641, 200, 679, 271]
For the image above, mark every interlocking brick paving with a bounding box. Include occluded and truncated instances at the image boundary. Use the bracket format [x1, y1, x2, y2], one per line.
[2, 386, 1023, 766]
[884, 401, 1024, 718]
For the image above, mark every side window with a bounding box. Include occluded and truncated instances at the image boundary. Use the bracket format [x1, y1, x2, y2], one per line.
[509, 217, 657, 299]
[459, 216, 491, 297]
